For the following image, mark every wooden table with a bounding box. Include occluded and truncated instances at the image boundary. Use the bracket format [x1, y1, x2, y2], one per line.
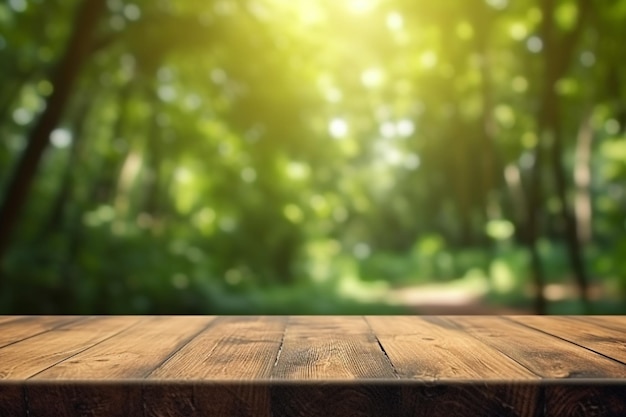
[0, 316, 625, 416]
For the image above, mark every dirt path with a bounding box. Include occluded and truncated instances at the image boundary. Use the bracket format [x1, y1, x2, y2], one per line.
[385, 280, 617, 315]
[409, 301, 532, 315]
[384, 284, 533, 315]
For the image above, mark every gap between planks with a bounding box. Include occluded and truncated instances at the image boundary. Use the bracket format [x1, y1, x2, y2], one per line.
[364, 316, 399, 379]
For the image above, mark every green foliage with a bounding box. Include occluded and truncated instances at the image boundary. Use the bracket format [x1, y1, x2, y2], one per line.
[2, 0, 626, 314]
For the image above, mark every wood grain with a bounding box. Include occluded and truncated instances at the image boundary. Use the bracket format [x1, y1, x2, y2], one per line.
[450, 316, 626, 379]
[272, 316, 396, 380]
[509, 315, 626, 366]
[0, 384, 25, 417]
[544, 385, 626, 417]
[579, 315, 626, 333]
[143, 383, 274, 417]
[148, 316, 286, 380]
[143, 383, 196, 417]
[0, 316, 24, 325]
[26, 384, 142, 417]
[270, 384, 401, 417]
[33, 316, 213, 380]
[366, 316, 538, 380]
[0, 316, 140, 380]
[366, 316, 541, 416]
[145, 316, 286, 416]
[0, 316, 81, 349]
[399, 383, 540, 417]
[0, 316, 624, 417]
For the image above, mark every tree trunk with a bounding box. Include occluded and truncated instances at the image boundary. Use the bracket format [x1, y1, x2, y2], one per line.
[551, 115, 591, 310]
[89, 87, 133, 205]
[544, 0, 592, 310]
[551, 130, 591, 309]
[524, 0, 562, 314]
[39, 97, 92, 238]
[574, 113, 593, 244]
[0, 0, 107, 273]
[142, 91, 164, 218]
[525, 0, 592, 313]
[525, 146, 547, 315]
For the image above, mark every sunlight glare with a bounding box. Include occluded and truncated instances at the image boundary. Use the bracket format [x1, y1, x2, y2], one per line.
[241, 167, 257, 183]
[580, 51, 595, 67]
[361, 68, 384, 88]
[50, 128, 72, 148]
[13, 108, 34, 126]
[485, 0, 508, 10]
[211, 68, 227, 84]
[345, 0, 376, 14]
[380, 122, 396, 138]
[509, 22, 527, 41]
[386, 11, 403, 31]
[325, 88, 343, 103]
[175, 167, 193, 184]
[604, 119, 620, 135]
[384, 148, 403, 165]
[511, 76, 528, 93]
[219, 217, 237, 232]
[419, 51, 438, 69]
[157, 85, 176, 102]
[456, 22, 474, 40]
[404, 153, 420, 170]
[353, 242, 371, 259]
[375, 140, 403, 165]
[284, 204, 304, 223]
[526, 36, 543, 53]
[396, 119, 415, 137]
[287, 161, 310, 180]
[329, 118, 348, 139]
[123, 4, 141, 21]
[8, 0, 27, 12]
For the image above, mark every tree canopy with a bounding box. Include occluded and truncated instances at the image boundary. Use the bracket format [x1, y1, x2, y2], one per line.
[1, 0, 626, 314]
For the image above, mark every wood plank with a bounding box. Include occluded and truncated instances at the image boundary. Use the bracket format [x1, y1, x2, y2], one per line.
[450, 316, 626, 379]
[270, 383, 401, 417]
[0, 316, 82, 349]
[272, 316, 396, 380]
[26, 384, 142, 417]
[143, 384, 196, 417]
[0, 384, 26, 417]
[145, 316, 287, 417]
[578, 315, 626, 333]
[509, 316, 626, 365]
[545, 385, 626, 416]
[366, 316, 539, 416]
[271, 316, 400, 417]
[0, 315, 625, 417]
[398, 384, 539, 417]
[33, 316, 214, 380]
[144, 384, 398, 417]
[284, 316, 379, 336]
[193, 384, 272, 417]
[148, 316, 287, 380]
[0, 316, 24, 325]
[144, 384, 265, 417]
[366, 316, 538, 380]
[0, 316, 140, 380]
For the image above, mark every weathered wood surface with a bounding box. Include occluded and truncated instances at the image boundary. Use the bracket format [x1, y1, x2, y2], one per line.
[0, 315, 625, 416]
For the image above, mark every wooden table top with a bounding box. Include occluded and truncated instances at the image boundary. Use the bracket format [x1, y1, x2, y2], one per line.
[1, 315, 625, 416]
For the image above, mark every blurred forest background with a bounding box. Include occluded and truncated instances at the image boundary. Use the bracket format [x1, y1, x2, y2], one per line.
[1, 0, 625, 315]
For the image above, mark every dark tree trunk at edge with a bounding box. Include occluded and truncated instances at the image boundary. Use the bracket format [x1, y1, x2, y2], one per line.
[0, 0, 107, 276]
